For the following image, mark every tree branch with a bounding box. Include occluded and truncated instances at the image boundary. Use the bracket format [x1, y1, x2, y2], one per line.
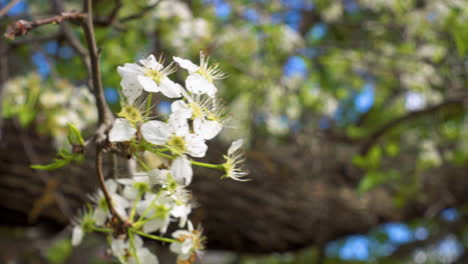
[360, 99, 466, 154]
[119, 1, 161, 23]
[4, 12, 86, 39]
[0, 0, 21, 18]
[81, 0, 114, 143]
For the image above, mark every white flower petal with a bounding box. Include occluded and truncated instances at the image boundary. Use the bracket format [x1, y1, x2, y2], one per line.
[171, 100, 192, 119]
[140, 54, 162, 71]
[169, 113, 190, 136]
[143, 217, 170, 234]
[123, 185, 139, 200]
[137, 75, 160, 93]
[171, 156, 193, 186]
[158, 77, 182, 98]
[71, 226, 84, 246]
[111, 237, 126, 257]
[193, 118, 222, 140]
[109, 118, 137, 142]
[117, 63, 144, 78]
[141, 121, 171, 145]
[228, 139, 244, 155]
[120, 77, 143, 105]
[185, 134, 207, 158]
[93, 208, 107, 226]
[173, 56, 199, 73]
[186, 73, 217, 97]
[135, 248, 159, 264]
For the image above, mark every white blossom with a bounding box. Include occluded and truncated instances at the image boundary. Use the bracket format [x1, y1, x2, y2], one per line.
[118, 54, 182, 98]
[223, 139, 248, 181]
[141, 114, 208, 158]
[173, 52, 225, 97]
[171, 94, 224, 140]
[170, 222, 204, 263]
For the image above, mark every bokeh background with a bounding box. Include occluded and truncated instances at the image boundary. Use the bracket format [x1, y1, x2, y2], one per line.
[1, 0, 468, 263]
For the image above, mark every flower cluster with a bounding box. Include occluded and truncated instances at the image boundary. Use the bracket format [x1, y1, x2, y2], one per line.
[72, 53, 247, 264]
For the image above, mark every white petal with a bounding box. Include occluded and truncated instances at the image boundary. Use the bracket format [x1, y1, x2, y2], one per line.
[140, 54, 162, 71]
[169, 114, 190, 136]
[105, 179, 118, 194]
[118, 63, 144, 78]
[120, 77, 143, 105]
[186, 73, 217, 97]
[111, 238, 127, 257]
[171, 156, 193, 186]
[133, 235, 144, 249]
[93, 208, 107, 226]
[194, 118, 222, 140]
[185, 134, 207, 158]
[173, 56, 199, 73]
[228, 139, 244, 155]
[137, 75, 160, 93]
[171, 100, 192, 119]
[136, 248, 159, 264]
[71, 226, 84, 246]
[123, 186, 139, 200]
[117, 176, 149, 185]
[171, 205, 191, 227]
[109, 118, 136, 142]
[148, 169, 170, 184]
[143, 217, 170, 234]
[158, 77, 182, 98]
[141, 121, 171, 145]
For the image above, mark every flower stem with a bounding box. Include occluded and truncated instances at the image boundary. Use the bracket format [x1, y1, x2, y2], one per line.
[145, 93, 153, 117]
[190, 160, 225, 170]
[130, 228, 179, 243]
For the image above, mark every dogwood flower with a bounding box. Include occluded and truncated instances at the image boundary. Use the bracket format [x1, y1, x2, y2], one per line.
[222, 139, 248, 181]
[173, 52, 226, 97]
[118, 54, 182, 98]
[170, 222, 204, 264]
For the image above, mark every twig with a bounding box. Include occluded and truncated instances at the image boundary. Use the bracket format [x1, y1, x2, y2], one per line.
[0, 0, 21, 18]
[81, 0, 113, 136]
[95, 0, 123, 26]
[51, 0, 93, 92]
[96, 148, 127, 225]
[360, 98, 466, 154]
[119, 1, 161, 23]
[4, 12, 86, 39]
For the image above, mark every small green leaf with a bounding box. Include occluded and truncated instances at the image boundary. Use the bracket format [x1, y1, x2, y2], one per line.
[67, 123, 85, 146]
[31, 149, 83, 171]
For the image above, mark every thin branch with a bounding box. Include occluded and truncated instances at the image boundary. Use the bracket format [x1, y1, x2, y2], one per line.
[4, 12, 86, 39]
[51, 0, 93, 91]
[94, 0, 123, 26]
[0, 0, 21, 18]
[96, 148, 127, 225]
[81, 0, 114, 142]
[360, 99, 466, 154]
[119, 1, 161, 23]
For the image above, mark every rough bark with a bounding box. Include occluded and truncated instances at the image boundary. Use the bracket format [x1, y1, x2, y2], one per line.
[0, 119, 467, 254]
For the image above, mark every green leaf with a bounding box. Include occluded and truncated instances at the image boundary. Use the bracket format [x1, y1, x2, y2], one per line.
[358, 171, 384, 193]
[31, 149, 83, 171]
[67, 123, 85, 146]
